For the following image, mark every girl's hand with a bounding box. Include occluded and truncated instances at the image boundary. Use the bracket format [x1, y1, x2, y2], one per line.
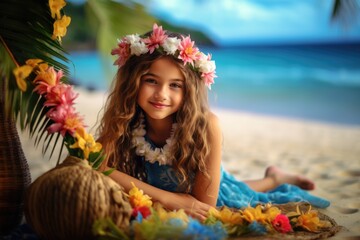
[161, 192, 212, 222]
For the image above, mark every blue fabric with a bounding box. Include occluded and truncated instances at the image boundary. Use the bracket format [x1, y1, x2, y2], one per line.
[141, 136, 330, 209]
[217, 167, 330, 209]
[143, 162, 330, 209]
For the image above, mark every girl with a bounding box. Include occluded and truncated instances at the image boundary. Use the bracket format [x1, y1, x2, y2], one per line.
[97, 24, 330, 221]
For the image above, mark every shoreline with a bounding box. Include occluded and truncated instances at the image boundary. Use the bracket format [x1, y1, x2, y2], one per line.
[19, 87, 360, 238]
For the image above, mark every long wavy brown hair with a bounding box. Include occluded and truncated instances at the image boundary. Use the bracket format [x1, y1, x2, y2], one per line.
[97, 33, 211, 192]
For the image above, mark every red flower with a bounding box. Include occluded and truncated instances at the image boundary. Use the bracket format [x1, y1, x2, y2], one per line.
[272, 214, 293, 233]
[132, 206, 152, 219]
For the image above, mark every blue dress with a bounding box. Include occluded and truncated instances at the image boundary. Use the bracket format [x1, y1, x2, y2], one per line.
[142, 137, 330, 209]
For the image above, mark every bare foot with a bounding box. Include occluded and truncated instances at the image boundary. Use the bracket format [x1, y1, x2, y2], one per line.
[265, 166, 315, 190]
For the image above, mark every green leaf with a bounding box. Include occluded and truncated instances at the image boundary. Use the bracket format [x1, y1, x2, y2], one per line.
[0, 0, 70, 159]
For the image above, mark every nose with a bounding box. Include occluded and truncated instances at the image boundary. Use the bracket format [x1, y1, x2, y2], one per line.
[154, 85, 167, 101]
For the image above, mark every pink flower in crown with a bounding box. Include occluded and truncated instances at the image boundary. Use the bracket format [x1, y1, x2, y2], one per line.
[47, 105, 85, 136]
[196, 53, 217, 89]
[111, 39, 131, 67]
[44, 83, 78, 108]
[143, 23, 168, 54]
[178, 36, 200, 66]
[201, 71, 216, 89]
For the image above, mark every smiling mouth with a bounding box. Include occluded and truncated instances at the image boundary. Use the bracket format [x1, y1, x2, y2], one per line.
[150, 102, 169, 109]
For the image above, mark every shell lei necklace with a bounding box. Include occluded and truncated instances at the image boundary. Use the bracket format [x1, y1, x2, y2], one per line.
[131, 116, 177, 166]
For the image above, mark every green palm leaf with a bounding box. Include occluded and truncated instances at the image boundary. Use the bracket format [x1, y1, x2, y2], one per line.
[0, 0, 69, 157]
[85, 0, 157, 77]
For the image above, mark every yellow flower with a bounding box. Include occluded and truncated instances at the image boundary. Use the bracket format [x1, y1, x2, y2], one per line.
[263, 204, 282, 222]
[128, 182, 152, 208]
[34, 66, 57, 86]
[288, 205, 331, 232]
[52, 15, 71, 41]
[70, 127, 102, 159]
[153, 202, 188, 223]
[13, 65, 33, 91]
[25, 59, 44, 68]
[241, 205, 268, 224]
[215, 207, 243, 225]
[49, 0, 66, 19]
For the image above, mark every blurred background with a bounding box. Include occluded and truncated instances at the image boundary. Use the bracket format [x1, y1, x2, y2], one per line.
[65, 0, 360, 126]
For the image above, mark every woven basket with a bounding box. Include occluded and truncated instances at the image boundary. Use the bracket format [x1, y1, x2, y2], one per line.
[24, 156, 132, 240]
[0, 85, 31, 236]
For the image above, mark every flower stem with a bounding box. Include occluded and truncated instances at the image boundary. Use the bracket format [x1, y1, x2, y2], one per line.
[0, 36, 20, 67]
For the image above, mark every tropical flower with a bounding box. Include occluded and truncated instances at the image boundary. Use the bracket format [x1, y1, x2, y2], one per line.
[13, 65, 33, 91]
[128, 183, 153, 208]
[47, 106, 84, 137]
[241, 205, 269, 224]
[212, 207, 243, 225]
[111, 23, 217, 89]
[162, 37, 181, 55]
[153, 203, 189, 223]
[111, 39, 131, 67]
[272, 214, 292, 233]
[52, 15, 71, 41]
[132, 206, 152, 219]
[34, 67, 63, 94]
[287, 205, 331, 232]
[49, 0, 67, 19]
[70, 127, 102, 159]
[25, 58, 44, 68]
[43, 84, 78, 108]
[263, 203, 282, 222]
[178, 36, 200, 66]
[143, 23, 167, 53]
[125, 34, 148, 56]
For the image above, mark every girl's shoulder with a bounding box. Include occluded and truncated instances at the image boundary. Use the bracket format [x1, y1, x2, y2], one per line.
[206, 111, 222, 134]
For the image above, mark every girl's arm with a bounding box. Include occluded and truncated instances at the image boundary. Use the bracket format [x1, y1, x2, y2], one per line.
[107, 167, 211, 221]
[191, 112, 222, 207]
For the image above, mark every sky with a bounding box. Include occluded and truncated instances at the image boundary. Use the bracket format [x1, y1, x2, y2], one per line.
[144, 0, 360, 45]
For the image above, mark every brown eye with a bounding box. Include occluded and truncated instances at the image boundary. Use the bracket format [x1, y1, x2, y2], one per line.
[144, 78, 157, 84]
[170, 82, 182, 89]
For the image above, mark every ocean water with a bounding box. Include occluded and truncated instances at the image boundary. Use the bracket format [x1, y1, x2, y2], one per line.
[68, 43, 360, 125]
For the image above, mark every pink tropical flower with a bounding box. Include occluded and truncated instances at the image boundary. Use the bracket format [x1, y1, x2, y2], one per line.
[143, 23, 167, 53]
[272, 214, 293, 233]
[44, 84, 78, 108]
[111, 39, 131, 67]
[201, 71, 216, 89]
[47, 105, 84, 136]
[34, 67, 63, 95]
[178, 36, 200, 66]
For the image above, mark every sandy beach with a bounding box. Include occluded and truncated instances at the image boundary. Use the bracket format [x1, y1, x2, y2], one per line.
[19, 87, 360, 239]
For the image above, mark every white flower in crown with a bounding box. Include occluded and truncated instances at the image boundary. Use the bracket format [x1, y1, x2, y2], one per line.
[125, 34, 148, 56]
[111, 23, 217, 89]
[162, 37, 181, 55]
[196, 53, 216, 73]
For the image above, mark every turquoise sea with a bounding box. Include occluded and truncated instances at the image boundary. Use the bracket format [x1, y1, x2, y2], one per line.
[68, 43, 360, 126]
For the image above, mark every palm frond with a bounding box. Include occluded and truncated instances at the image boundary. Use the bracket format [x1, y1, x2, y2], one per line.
[0, 0, 69, 158]
[331, 0, 360, 27]
[85, 0, 157, 76]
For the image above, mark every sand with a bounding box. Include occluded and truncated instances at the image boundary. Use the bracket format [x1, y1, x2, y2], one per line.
[18, 87, 360, 239]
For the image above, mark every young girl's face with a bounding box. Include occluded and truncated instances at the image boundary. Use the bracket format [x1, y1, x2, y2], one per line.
[137, 57, 184, 122]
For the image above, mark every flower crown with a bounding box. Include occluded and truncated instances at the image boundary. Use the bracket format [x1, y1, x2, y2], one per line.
[111, 23, 216, 89]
